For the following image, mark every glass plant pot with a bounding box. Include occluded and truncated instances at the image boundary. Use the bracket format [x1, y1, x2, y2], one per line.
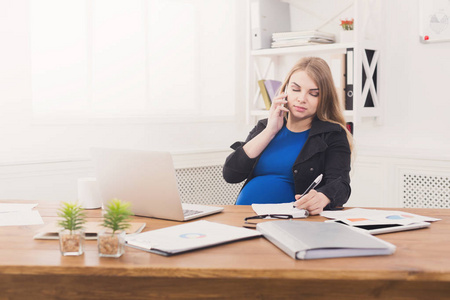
[97, 230, 126, 258]
[340, 30, 354, 43]
[59, 229, 85, 256]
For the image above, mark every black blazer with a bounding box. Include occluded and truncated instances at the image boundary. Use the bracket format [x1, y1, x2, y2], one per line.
[223, 117, 351, 209]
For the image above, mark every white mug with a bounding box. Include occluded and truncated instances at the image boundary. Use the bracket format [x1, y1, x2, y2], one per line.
[77, 177, 102, 209]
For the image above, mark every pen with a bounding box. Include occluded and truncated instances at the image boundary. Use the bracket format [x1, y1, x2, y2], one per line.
[293, 174, 323, 208]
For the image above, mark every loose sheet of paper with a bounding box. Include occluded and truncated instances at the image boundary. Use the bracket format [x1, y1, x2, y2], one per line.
[0, 203, 43, 226]
[0, 203, 38, 213]
[251, 202, 309, 219]
[0, 210, 44, 226]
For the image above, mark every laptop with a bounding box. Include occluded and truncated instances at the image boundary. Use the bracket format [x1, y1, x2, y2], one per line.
[90, 148, 224, 221]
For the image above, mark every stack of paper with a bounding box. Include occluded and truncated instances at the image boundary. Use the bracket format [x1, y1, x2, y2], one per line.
[271, 30, 335, 48]
[320, 208, 440, 235]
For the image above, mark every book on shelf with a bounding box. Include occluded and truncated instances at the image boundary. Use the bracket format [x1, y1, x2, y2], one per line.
[346, 122, 354, 135]
[258, 79, 272, 110]
[264, 80, 282, 102]
[257, 220, 396, 260]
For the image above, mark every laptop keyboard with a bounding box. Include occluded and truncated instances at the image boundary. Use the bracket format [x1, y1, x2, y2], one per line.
[183, 209, 203, 217]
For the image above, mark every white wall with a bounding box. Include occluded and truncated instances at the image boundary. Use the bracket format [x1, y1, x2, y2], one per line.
[0, 0, 252, 202]
[0, 0, 251, 165]
[347, 0, 450, 207]
[357, 0, 450, 157]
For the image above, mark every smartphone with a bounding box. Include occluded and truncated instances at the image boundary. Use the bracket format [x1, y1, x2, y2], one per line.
[279, 86, 287, 117]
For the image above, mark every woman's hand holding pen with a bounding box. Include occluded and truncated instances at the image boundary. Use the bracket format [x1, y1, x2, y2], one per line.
[266, 92, 289, 135]
[293, 191, 331, 215]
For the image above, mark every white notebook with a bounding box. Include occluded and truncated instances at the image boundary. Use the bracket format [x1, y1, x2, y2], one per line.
[251, 202, 309, 219]
[125, 220, 262, 256]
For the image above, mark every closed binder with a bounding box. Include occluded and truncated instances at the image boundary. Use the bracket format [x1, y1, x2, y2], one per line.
[257, 220, 396, 260]
[345, 48, 354, 110]
[250, 0, 290, 50]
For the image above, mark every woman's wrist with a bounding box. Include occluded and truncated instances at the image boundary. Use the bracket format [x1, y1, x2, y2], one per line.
[243, 127, 277, 159]
[263, 124, 280, 139]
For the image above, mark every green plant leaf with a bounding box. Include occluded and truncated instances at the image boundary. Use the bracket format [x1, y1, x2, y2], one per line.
[57, 201, 86, 234]
[101, 198, 133, 234]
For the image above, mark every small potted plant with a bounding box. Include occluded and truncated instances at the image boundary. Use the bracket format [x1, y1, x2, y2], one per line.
[57, 201, 86, 256]
[98, 198, 132, 258]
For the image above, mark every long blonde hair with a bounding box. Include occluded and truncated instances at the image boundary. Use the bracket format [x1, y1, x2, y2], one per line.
[280, 57, 353, 152]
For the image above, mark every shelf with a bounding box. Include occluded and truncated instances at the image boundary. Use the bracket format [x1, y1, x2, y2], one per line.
[251, 43, 355, 57]
[343, 110, 354, 117]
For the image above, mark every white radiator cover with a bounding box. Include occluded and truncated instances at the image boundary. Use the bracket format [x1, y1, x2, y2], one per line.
[402, 173, 450, 208]
[175, 165, 243, 206]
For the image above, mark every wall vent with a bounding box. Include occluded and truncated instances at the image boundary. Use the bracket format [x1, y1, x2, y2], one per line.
[175, 165, 243, 206]
[402, 174, 450, 208]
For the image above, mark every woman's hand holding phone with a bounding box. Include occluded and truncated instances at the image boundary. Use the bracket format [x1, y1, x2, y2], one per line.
[279, 91, 287, 117]
[267, 91, 289, 135]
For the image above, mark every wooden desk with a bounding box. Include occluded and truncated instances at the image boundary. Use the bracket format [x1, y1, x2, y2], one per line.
[1, 202, 450, 300]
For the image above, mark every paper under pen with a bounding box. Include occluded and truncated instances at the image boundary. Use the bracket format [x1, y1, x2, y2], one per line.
[293, 174, 323, 208]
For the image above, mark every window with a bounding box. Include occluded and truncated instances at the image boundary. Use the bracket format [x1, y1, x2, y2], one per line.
[30, 0, 237, 121]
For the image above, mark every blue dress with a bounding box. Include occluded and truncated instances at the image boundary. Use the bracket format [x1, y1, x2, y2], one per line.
[235, 126, 310, 205]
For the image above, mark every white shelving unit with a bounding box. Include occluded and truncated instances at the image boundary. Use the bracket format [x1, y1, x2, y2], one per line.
[246, 0, 383, 136]
[249, 42, 354, 119]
